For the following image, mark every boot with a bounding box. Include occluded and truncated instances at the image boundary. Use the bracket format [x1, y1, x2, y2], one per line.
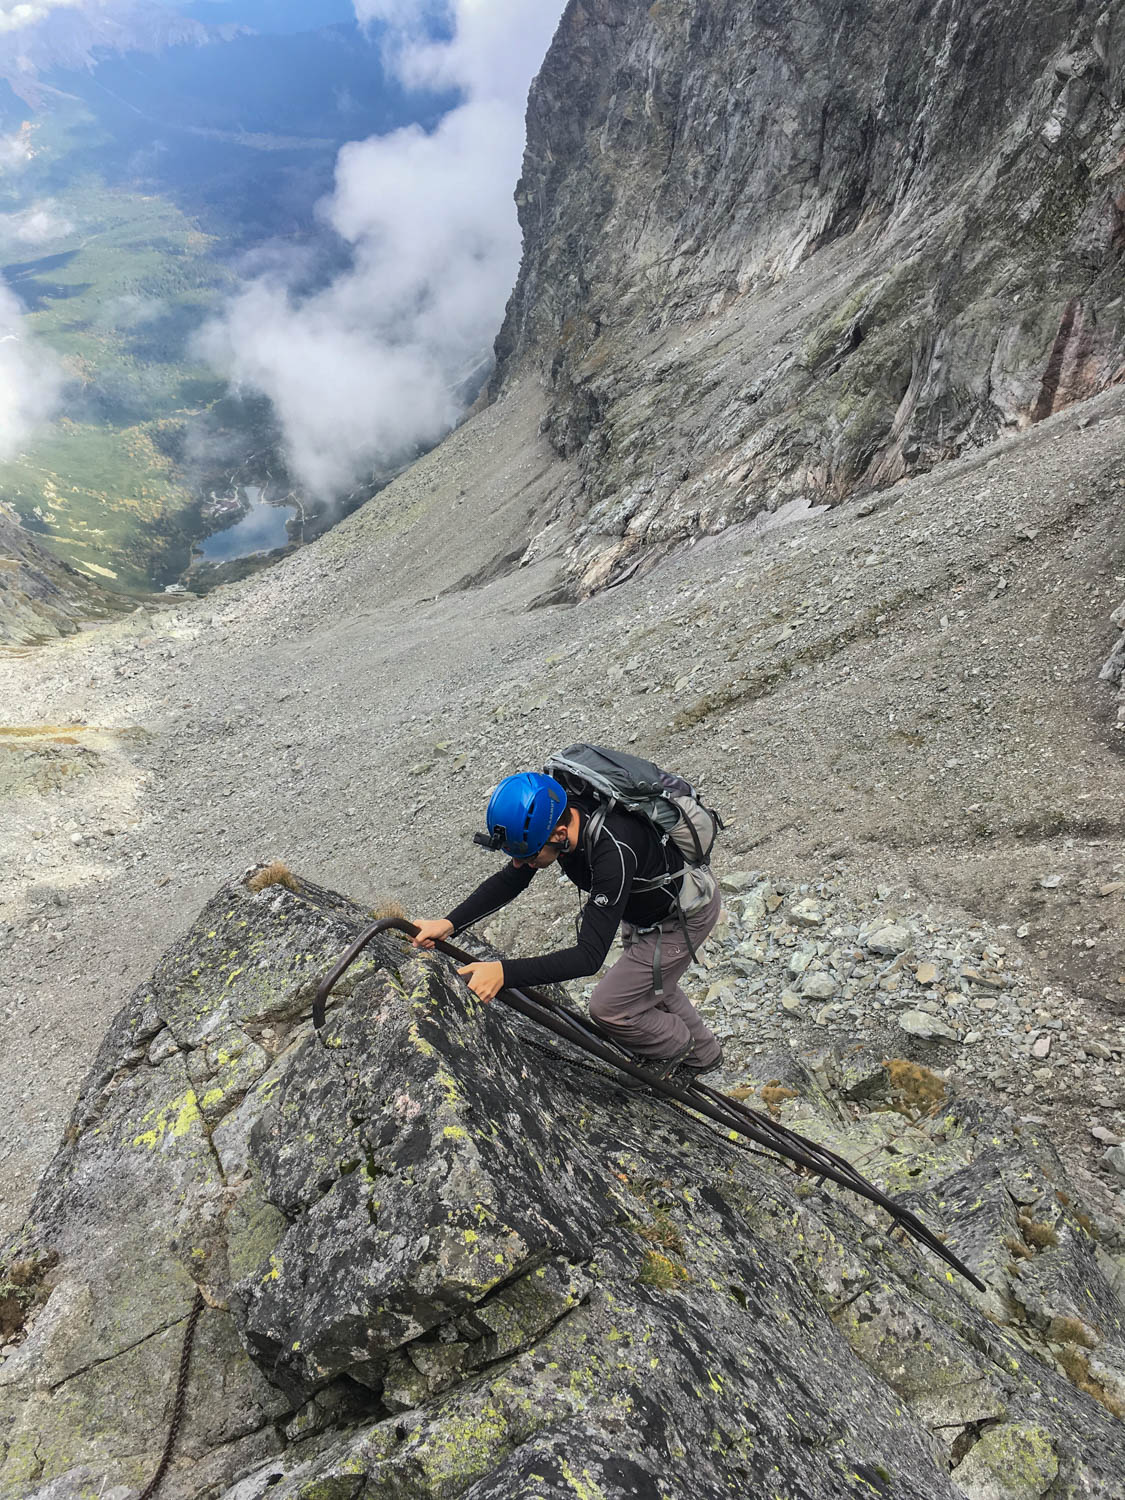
[620, 1042, 694, 1092]
[680, 1045, 724, 1081]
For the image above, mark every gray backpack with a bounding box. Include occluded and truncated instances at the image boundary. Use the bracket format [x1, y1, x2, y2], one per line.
[543, 743, 724, 917]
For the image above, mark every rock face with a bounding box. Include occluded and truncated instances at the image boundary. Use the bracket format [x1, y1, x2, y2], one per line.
[2, 873, 1124, 1498]
[0, 504, 119, 645]
[494, 0, 1125, 593]
[1099, 595, 1125, 733]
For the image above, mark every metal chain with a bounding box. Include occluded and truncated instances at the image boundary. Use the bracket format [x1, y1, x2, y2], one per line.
[138, 1291, 205, 1500]
[520, 1033, 794, 1170]
[521, 1031, 621, 1082]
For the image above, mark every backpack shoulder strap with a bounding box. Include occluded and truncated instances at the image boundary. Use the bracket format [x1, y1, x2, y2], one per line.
[582, 803, 608, 863]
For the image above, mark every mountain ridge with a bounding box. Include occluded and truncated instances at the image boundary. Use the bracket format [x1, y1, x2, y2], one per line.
[0, 0, 227, 105]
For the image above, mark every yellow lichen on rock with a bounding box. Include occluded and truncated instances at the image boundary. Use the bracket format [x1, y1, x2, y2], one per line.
[129, 1090, 202, 1150]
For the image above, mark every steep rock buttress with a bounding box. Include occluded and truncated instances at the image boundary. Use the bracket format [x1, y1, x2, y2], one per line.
[1, 872, 1124, 1499]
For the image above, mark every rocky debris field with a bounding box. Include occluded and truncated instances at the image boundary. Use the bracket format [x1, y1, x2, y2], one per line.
[2, 873, 1124, 1500]
[671, 870, 1125, 1231]
[0, 379, 1123, 1249]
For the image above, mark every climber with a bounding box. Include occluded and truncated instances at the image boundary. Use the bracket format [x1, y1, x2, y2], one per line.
[411, 771, 723, 1086]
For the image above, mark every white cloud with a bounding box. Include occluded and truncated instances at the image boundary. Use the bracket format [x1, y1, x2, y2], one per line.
[0, 281, 63, 459]
[0, 0, 80, 34]
[103, 292, 165, 327]
[357, 0, 561, 103]
[200, 0, 565, 499]
[201, 97, 526, 495]
[0, 129, 31, 170]
[0, 199, 74, 244]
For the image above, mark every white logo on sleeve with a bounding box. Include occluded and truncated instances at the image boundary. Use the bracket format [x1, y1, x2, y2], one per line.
[593, 893, 609, 906]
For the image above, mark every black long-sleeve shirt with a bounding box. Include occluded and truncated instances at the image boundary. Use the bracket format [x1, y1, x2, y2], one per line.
[445, 804, 684, 989]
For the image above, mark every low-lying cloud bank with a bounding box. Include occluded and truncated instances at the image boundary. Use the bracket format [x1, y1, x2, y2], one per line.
[0, 282, 63, 461]
[0, 83, 64, 455]
[0, 198, 74, 244]
[199, 0, 565, 499]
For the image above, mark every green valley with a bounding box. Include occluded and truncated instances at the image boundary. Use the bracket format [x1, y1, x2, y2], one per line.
[0, 12, 448, 595]
[1, 121, 232, 590]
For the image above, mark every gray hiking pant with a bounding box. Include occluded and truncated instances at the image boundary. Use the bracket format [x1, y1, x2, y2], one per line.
[589, 886, 722, 1064]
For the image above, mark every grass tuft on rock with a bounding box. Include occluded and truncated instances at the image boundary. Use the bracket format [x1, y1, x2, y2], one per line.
[1018, 1215, 1059, 1250]
[634, 1209, 686, 1259]
[246, 860, 300, 894]
[759, 1081, 800, 1115]
[637, 1250, 691, 1290]
[883, 1058, 946, 1117]
[371, 900, 410, 922]
[1057, 1344, 1125, 1420]
[1048, 1316, 1099, 1349]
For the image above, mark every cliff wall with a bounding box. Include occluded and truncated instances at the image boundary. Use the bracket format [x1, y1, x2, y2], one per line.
[495, 0, 1125, 592]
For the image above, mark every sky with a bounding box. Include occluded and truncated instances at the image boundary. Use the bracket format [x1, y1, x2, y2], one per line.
[200, 0, 567, 497]
[0, 0, 566, 482]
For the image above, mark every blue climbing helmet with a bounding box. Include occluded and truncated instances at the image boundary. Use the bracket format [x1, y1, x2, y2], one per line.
[476, 772, 567, 858]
